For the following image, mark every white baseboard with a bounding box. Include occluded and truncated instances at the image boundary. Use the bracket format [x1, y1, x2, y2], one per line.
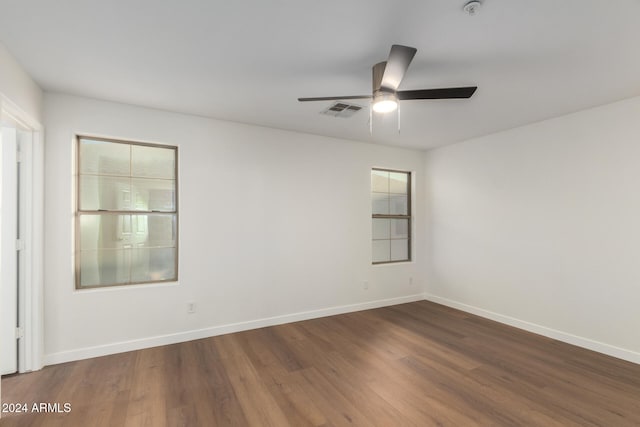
[44, 294, 425, 366]
[424, 293, 640, 365]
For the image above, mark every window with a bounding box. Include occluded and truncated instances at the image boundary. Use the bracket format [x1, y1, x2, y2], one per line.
[76, 136, 178, 288]
[371, 168, 411, 263]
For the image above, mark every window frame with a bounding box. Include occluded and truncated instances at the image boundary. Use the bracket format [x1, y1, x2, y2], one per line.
[75, 135, 179, 289]
[371, 167, 412, 264]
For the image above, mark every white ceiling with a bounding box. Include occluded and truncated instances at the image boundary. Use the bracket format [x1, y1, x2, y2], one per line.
[1, 0, 640, 150]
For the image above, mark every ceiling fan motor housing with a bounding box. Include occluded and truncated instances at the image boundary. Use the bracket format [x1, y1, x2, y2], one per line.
[372, 61, 399, 112]
[372, 61, 388, 93]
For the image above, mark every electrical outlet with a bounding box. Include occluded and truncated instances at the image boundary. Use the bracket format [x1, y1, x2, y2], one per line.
[363, 281, 369, 290]
[409, 276, 413, 285]
[187, 302, 196, 314]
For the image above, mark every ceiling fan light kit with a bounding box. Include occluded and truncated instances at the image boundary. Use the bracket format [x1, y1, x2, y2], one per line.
[372, 92, 398, 113]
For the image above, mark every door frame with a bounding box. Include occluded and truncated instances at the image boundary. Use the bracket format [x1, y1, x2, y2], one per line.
[1, 94, 44, 372]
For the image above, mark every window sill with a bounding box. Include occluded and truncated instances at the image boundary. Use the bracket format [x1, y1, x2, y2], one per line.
[74, 280, 179, 293]
[372, 260, 414, 266]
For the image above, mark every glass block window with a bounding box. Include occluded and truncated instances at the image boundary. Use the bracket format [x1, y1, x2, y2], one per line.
[371, 169, 411, 264]
[76, 136, 178, 288]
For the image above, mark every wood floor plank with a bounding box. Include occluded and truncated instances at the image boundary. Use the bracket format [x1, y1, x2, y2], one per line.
[188, 339, 249, 426]
[123, 346, 168, 427]
[214, 334, 292, 427]
[2, 301, 639, 426]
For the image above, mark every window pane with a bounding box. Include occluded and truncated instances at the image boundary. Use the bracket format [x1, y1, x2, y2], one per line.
[371, 170, 389, 192]
[132, 214, 176, 247]
[131, 178, 176, 211]
[371, 168, 410, 265]
[77, 136, 178, 288]
[80, 175, 131, 210]
[391, 239, 409, 261]
[80, 214, 133, 249]
[79, 249, 131, 287]
[131, 145, 175, 179]
[372, 193, 390, 215]
[372, 240, 390, 263]
[130, 248, 176, 282]
[391, 219, 409, 239]
[390, 194, 408, 215]
[389, 172, 408, 194]
[79, 139, 130, 176]
[372, 218, 390, 240]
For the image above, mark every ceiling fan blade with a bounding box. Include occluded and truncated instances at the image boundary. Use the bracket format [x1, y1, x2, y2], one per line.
[298, 95, 372, 102]
[397, 86, 477, 100]
[379, 45, 417, 91]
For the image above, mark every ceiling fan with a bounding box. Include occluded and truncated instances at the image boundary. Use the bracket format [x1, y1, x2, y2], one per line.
[298, 45, 477, 114]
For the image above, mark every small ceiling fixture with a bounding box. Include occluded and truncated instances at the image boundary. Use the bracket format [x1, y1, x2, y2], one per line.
[463, 0, 482, 16]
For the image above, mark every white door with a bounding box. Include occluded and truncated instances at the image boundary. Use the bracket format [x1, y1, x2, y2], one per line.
[1, 125, 18, 375]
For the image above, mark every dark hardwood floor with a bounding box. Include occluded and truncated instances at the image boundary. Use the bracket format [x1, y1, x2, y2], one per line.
[2, 301, 639, 426]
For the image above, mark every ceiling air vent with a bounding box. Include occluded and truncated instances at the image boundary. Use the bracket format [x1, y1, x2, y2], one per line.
[320, 102, 363, 118]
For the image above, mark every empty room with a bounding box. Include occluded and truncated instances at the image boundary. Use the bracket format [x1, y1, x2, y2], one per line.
[1, 0, 639, 425]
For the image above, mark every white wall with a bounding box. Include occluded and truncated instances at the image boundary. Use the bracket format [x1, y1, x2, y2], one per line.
[0, 41, 43, 123]
[43, 93, 425, 363]
[424, 95, 640, 363]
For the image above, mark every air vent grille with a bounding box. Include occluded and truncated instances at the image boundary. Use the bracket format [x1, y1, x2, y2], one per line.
[321, 102, 364, 118]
